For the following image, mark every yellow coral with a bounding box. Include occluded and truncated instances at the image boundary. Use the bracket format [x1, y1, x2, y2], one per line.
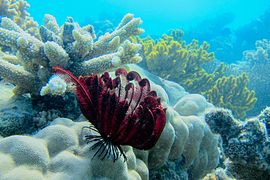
[205, 74, 257, 118]
[134, 30, 256, 118]
[133, 31, 214, 84]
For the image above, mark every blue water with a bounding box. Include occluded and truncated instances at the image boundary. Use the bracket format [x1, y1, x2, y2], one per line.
[28, 0, 270, 36]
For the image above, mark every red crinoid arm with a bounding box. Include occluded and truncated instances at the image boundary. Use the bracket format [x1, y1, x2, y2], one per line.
[113, 94, 166, 150]
[52, 66, 97, 125]
[137, 94, 166, 149]
[52, 67, 93, 105]
[105, 95, 131, 140]
[104, 70, 165, 152]
[111, 76, 166, 149]
[116, 108, 155, 146]
[98, 70, 130, 138]
[135, 107, 166, 149]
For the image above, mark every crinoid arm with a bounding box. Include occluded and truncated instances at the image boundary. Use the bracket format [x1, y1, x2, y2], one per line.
[81, 125, 127, 162]
[52, 67, 166, 162]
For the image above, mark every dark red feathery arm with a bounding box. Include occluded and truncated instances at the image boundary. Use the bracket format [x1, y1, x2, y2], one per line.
[52, 66, 96, 121]
[52, 66, 167, 153]
[52, 66, 92, 104]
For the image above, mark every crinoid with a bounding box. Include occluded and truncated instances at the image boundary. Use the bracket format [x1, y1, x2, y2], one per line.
[52, 66, 166, 162]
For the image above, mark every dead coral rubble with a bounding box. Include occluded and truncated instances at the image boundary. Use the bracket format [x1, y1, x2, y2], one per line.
[0, 13, 143, 94]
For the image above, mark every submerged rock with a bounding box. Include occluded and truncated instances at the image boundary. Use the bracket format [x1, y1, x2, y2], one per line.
[205, 107, 270, 179]
[0, 95, 35, 137]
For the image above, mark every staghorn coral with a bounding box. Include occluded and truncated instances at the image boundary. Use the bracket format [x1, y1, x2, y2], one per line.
[133, 31, 256, 119]
[0, 13, 144, 95]
[205, 107, 270, 179]
[0, 0, 39, 37]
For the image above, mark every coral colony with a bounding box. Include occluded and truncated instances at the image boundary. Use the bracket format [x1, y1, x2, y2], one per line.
[0, 13, 143, 95]
[52, 66, 166, 161]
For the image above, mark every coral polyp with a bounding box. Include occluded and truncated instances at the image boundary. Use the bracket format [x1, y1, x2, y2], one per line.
[53, 66, 167, 161]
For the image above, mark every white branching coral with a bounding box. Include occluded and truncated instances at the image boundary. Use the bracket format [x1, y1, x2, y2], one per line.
[0, 13, 144, 94]
[0, 0, 39, 37]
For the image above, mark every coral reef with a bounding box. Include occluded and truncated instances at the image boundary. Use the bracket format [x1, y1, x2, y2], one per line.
[205, 107, 270, 179]
[0, 13, 143, 95]
[33, 109, 61, 129]
[0, 64, 220, 180]
[0, 8, 144, 136]
[202, 168, 235, 180]
[132, 32, 256, 118]
[234, 39, 270, 116]
[205, 74, 257, 118]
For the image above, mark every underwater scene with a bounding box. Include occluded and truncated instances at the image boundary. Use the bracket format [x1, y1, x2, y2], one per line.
[1, 0, 270, 179]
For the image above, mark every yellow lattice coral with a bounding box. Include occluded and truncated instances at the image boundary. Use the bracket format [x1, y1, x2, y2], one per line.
[205, 73, 257, 118]
[132, 31, 214, 83]
[133, 30, 256, 118]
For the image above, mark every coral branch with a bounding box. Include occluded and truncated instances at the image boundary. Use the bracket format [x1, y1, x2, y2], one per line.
[0, 58, 35, 90]
[86, 13, 144, 59]
[76, 40, 142, 75]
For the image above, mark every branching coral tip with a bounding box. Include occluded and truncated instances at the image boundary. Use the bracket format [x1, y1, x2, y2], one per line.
[52, 66, 167, 162]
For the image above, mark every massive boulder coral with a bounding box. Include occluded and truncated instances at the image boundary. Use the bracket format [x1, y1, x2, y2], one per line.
[0, 13, 143, 95]
[0, 108, 219, 180]
[205, 107, 270, 179]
